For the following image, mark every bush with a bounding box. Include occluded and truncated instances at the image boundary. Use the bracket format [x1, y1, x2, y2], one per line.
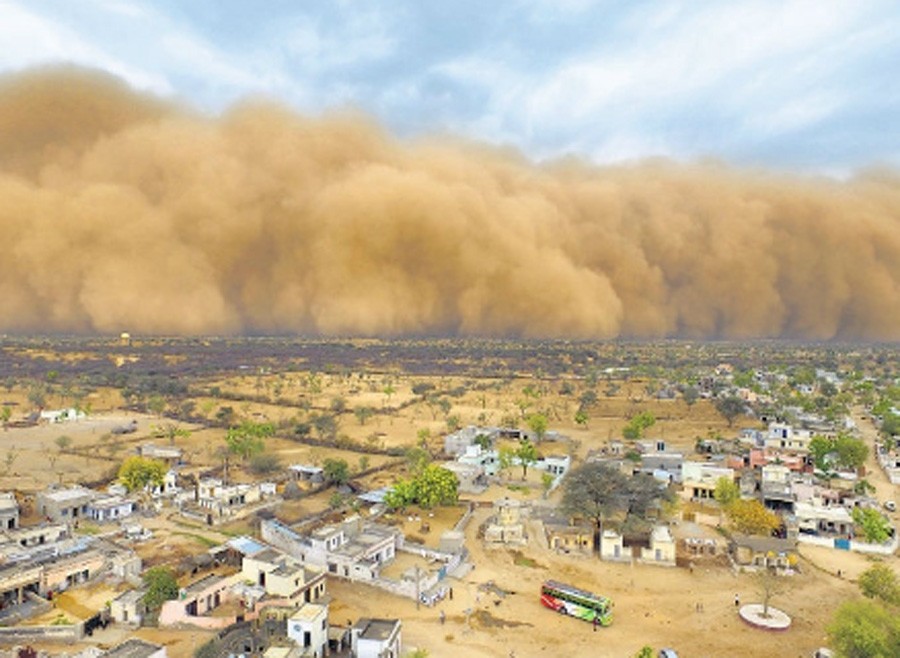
[249, 452, 282, 475]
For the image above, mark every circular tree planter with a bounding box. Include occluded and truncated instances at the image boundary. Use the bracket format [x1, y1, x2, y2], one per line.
[739, 604, 791, 631]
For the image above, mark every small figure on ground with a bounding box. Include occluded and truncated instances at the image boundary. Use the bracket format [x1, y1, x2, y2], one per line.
[440, 610, 446, 625]
[734, 594, 740, 607]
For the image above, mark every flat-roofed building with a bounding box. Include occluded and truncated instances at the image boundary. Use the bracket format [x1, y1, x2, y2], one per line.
[351, 618, 402, 658]
[37, 485, 95, 523]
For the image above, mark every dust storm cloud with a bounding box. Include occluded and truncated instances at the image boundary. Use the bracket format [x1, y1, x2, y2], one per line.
[1, 67, 899, 340]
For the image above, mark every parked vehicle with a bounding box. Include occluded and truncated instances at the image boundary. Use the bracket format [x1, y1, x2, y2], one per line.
[540, 580, 612, 626]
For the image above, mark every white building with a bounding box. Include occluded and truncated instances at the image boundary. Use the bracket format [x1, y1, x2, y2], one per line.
[287, 603, 328, 657]
[351, 618, 401, 658]
[88, 495, 136, 523]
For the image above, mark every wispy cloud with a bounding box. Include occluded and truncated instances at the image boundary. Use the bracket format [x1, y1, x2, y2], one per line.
[0, 0, 897, 171]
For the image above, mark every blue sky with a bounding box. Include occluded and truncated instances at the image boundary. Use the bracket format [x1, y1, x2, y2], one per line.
[1, 0, 898, 173]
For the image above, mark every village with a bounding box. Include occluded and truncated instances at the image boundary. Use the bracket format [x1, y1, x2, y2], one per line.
[0, 339, 897, 658]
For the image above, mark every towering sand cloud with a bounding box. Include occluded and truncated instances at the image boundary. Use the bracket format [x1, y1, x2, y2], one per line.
[1, 66, 898, 340]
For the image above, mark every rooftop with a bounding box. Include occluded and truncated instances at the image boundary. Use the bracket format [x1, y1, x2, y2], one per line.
[290, 602, 326, 622]
[42, 487, 94, 503]
[354, 618, 400, 641]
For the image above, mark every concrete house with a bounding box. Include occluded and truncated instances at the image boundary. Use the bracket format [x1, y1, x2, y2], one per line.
[600, 530, 628, 562]
[639, 526, 676, 567]
[109, 588, 146, 626]
[159, 573, 233, 627]
[484, 498, 527, 546]
[0, 492, 19, 530]
[441, 461, 488, 494]
[351, 618, 402, 658]
[37, 485, 95, 523]
[88, 495, 136, 523]
[287, 603, 328, 658]
[680, 462, 735, 500]
[545, 523, 593, 556]
[443, 426, 497, 457]
[261, 517, 401, 582]
[241, 547, 327, 604]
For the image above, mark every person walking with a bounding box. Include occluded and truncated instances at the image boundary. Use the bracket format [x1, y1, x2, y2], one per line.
[734, 593, 740, 607]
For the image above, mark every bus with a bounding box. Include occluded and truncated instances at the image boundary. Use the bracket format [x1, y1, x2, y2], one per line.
[540, 580, 612, 626]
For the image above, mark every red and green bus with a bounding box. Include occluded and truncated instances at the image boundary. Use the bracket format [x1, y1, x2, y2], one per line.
[540, 580, 612, 626]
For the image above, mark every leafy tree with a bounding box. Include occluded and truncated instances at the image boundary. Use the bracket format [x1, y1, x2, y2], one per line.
[498, 445, 515, 480]
[809, 435, 835, 471]
[541, 472, 554, 498]
[385, 465, 458, 510]
[726, 499, 781, 536]
[312, 414, 338, 441]
[54, 435, 73, 453]
[415, 464, 459, 508]
[118, 457, 167, 493]
[834, 434, 869, 471]
[852, 507, 891, 544]
[755, 566, 785, 618]
[195, 639, 223, 658]
[713, 477, 741, 507]
[562, 462, 629, 534]
[859, 563, 900, 606]
[574, 409, 589, 428]
[715, 396, 746, 427]
[516, 440, 538, 479]
[384, 479, 417, 512]
[682, 386, 699, 408]
[354, 406, 375, 425]
[0, 406, 11, 430]
[358, 455, 370, 473]
[323, 458, 350, 486]
[474, 433, 492, 451]
[142, 566, 178, 610]
[405, 446, 431, 475]
[632, 647, 654, 658]
[330, 397, 347, 414]
[527, 413, 549, 442]
[623, 411, 655, 440]
[225, 421, 274, 461]
[828, 599, 900, 658]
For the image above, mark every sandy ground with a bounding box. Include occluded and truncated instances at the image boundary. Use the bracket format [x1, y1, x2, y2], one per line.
[327, 504, 872, 658]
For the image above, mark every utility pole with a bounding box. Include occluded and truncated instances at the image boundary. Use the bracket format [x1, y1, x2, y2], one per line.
[415, 565, 420, 610]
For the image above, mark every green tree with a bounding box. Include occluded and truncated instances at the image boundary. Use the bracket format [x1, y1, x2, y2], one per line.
[834, 434, 869, 471]
[713, 477, 741, 507]
[527, 413, 549, 442]
[225, 421, 274, 461]
[384, 479, 416, 512]
[828, 599, 900, 658]
[405, 446, 431, 476]
[354, 406, 375, 426]
[574, 409, 589, 428]
[498, 445, 515, 480]
[474, 433, 492, 451]
[413, 464, 459, 508]
[682, 386, 699, 408]
[632, 647, 654, 658]
[118, 456, 167, 493]
[623, 411, 655, 441]
[0, 406, 11, 430]
[541, 472, 554, 498]
[809, 435, 835, 471]
[714, 395, 746, 427]
[142, 566, 178, 610]
[516, 440, 538, 479]
[859, 564, 900, 606]
[561, 463, 668, 551]
[853, 507, 891, 544]
[358, 455, 370, 473]
[323, 458, 350, 486]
